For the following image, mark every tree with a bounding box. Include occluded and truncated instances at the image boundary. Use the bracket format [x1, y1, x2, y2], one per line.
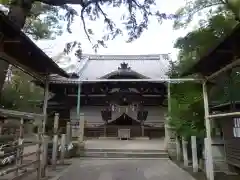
[1, 66, 44, 112]
[0, 0, 178, 94]
[0, 0, 76, 95]
[173, 0, 240, 29]
[168, 14, 238, 139]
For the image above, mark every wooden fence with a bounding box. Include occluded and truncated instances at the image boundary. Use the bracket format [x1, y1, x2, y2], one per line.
[0, 109, 70, 180]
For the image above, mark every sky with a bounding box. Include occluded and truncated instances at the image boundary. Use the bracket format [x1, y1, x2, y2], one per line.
[37, 0, 193, 64]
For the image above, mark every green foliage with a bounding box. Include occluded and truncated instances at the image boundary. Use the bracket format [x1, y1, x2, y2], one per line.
[168, 62, 205, 139]
[169, 13, 238, 139]
[0, 67, 44, 112]
[173, 0, 240, 30]
[174, 14, 237, 74]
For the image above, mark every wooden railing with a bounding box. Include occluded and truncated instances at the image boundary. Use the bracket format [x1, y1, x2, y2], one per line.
[0, 109, 71, 180]
[0, 108, 46, 180]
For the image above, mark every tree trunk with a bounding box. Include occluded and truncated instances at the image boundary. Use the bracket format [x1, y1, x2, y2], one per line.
[0, 1, 33, 95]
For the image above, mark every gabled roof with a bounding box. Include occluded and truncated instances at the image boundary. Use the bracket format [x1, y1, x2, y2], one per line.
[0, 12, 69, 79]
[75, 54, 170, 80]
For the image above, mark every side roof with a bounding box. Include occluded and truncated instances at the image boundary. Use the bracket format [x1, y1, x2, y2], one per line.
[0, 12, 69, 79]
[182, 23, 240, 77]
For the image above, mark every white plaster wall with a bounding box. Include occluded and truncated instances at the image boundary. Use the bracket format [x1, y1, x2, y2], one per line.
[70, 106, 167, 127]
[145, 107, 166, 121]
[70, 106, 103, 125]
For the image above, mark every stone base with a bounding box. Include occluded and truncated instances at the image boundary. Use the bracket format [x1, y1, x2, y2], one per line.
[71, 141, 85, 157]
[98, 136, 117, 140]
[98, 136, 150, 140]
[133, 137, 150, 140]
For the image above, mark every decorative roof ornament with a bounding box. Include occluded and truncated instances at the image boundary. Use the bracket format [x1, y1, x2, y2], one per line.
[118, 62, 131, 70]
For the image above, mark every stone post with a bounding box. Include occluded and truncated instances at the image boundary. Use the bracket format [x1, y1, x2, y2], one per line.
[164, 123, 170, 150]
[66, 122, 71, 144]
[60, 134, 66, 164]
[176, 136, 181, 161]
[52, 113, 59, 169]
[191, 136, 198, 172]
[78, 113, 85, 143]
[182, 138, 189, 167]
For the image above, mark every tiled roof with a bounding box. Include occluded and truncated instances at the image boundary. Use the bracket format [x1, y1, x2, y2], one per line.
[76, 54, 170, 80]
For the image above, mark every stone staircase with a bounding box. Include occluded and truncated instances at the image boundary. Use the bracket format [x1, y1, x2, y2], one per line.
[80, 148, 169, 159]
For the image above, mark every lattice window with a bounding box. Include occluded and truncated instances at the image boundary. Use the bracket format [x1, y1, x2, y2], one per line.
[233, 117, 240, 137]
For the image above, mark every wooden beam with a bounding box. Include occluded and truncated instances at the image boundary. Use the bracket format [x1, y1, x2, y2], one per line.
[0, 108, 44, 120]
[0, 53, 44, 81]
[42, 77, 49, 134]
[50, 78, 202, 84]
[206, 58, 240, 81]
[208, 111, 240, 119]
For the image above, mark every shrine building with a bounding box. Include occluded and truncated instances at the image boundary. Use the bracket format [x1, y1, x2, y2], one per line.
[36, 54, 169, 139]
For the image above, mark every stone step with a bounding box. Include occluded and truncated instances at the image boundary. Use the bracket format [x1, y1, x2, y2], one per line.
[80, 149, 169, 159]
[84, 148, 166, 153]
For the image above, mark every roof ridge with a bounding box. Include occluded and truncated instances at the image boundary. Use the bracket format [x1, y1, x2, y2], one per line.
[80, 54, 171, 61]
[81, 54, 168, 57]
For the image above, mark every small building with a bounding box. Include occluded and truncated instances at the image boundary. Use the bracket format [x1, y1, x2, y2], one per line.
[37, 54, 169, 139]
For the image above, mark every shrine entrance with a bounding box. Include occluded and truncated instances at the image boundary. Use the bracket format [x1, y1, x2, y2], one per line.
[105, 113, 142, 138]
[108, 113, 140, 126]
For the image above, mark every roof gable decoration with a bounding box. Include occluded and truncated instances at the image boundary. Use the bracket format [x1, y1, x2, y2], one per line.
[118, 62, 131, 70]
[100, 62, 150, 79]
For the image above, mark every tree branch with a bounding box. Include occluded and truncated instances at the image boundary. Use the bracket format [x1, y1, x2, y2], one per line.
[80, 7, 92, 43]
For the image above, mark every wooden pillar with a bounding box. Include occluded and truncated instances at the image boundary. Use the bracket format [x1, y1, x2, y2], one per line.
[191, 136, 198, 172]
[19, 118, 24, 165]
[78, 113, 85, 143]
[204, 138, 210, 178]
[76, 84, 82, 142]
[176, 136, 181, 161]
[141, 121, 144, 137]
[182, 138, 189, 167]
[76, 84, 81, 116]
[104, 121, 107, 137]
[164, 82, 171, 149]
[52, 113, 59, 169]
[41, 136, 48, 178]
[15, 118, 24, 176]
[0, 120, 3, 135]
[36, 126, 42, 180]
[202, 81, 214, 180]
[42, 77, 49, 134]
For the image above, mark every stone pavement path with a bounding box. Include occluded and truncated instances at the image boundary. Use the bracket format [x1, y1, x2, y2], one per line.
[58, 159, 196, 180]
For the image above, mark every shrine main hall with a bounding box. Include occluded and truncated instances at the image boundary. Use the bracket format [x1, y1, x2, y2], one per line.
[37, 54, 169, 139]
